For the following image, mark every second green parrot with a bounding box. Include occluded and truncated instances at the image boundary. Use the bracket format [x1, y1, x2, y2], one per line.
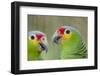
[52, 25, 87, 59]
[28, 31, 48, 60]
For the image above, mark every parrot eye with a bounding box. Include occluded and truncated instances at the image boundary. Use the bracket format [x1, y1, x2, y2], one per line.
[31, 35, 35, 40]
[65, 29, 70, 34]
[29, 35, 36, 40]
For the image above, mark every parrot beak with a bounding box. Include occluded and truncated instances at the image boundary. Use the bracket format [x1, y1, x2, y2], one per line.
[52, 33, 61, 44]
[39, 42, 48, 53]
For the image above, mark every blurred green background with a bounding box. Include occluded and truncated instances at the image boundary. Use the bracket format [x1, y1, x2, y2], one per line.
[28, 15, 88, 60]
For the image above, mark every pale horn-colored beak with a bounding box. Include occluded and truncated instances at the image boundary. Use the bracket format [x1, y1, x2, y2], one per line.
[52, 32, 61, 44]
[39, 42, 48, 53]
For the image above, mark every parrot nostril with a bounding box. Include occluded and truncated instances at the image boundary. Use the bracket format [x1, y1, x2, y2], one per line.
[42, 38, 45, 40]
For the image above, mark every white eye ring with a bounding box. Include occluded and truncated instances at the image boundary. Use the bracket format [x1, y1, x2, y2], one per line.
[64, 29, 71, 34]
[29, 34, 36, 40]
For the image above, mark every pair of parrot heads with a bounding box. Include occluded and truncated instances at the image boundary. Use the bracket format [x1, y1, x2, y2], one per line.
[28, 25, 82, 53]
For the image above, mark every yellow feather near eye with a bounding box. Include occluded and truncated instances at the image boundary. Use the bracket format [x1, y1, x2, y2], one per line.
[31, 39, 40, 45]
[62, 34, 72, 40]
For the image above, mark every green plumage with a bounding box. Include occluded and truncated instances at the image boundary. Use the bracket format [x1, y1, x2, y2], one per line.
[28, 40, 42, 60]
[61, 26, 87, 59]
[28, 31, 47, 61]
[61, 39, 87, 59]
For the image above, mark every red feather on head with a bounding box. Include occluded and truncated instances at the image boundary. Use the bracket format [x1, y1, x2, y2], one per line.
[36, 34, 44, 40]
[57, 27, 65, 35]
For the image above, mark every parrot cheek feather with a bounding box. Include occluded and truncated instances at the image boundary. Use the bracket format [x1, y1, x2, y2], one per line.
[62, 34, 71, 40]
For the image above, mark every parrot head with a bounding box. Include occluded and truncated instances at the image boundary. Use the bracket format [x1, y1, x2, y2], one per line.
[52, 25, 81, 46]
[28, 31, 48, 53]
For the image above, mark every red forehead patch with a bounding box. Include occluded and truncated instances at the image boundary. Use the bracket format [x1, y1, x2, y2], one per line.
[36, 34, 44, 40]
[57, 27, 65, 35]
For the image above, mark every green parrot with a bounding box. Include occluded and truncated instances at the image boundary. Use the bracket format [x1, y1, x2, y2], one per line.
[28, 31, 48, 60]
[52, 25, 87, 59]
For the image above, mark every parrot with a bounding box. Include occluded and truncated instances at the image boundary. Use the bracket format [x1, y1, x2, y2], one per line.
[52, 25, 87, 59]
[28, 31, 48, 60]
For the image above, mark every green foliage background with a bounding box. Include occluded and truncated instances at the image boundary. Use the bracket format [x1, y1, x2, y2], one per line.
[28, 15, 88, 60]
